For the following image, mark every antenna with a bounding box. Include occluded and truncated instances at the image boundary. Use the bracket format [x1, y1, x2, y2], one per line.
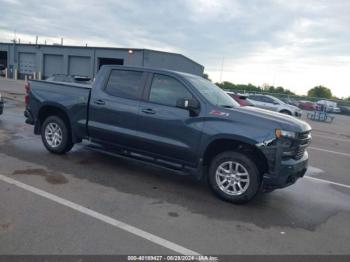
[61, 37, 63, 45]
[35, 35, 38, 45]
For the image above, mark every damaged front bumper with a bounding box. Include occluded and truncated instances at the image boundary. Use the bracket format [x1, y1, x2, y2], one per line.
[258, 135, 310, 191]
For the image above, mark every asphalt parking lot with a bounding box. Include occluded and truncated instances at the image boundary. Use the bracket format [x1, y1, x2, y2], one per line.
[0, 79, 350, 255]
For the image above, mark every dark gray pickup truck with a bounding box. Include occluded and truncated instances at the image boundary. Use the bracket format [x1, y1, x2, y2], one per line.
[25, 65, 311, 203]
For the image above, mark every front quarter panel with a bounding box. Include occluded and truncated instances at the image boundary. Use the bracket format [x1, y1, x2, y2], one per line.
[199, 108, 277, 158]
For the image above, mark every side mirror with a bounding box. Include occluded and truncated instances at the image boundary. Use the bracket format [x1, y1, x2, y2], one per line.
[176, 98, 200, 116]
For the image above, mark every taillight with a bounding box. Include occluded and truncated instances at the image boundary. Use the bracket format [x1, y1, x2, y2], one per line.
[24, 81, 31, 106]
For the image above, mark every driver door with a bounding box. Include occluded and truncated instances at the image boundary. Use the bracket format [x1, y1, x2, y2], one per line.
[136, 73, 203, 167]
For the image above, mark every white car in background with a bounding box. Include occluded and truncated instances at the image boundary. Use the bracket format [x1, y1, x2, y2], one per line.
[248, 94, 302, 117]
[317, 100, 341, 113]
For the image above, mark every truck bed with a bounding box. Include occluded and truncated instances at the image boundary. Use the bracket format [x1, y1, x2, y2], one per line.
[27, 80, 92, 141]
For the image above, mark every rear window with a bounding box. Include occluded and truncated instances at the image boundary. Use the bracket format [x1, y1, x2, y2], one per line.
[105, 70, 143, 99]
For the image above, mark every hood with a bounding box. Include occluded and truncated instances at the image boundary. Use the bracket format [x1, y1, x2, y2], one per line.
[231, 106, 311, 133]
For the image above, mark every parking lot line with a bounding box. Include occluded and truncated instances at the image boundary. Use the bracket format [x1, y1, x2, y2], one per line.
[0, 174, 200, 256]
[306, 176, 350, 189]
[309, 147, 350, 157]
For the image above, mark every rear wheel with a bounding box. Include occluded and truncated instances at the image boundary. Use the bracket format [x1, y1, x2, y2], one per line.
[208, 151, 261, 204]
[41, 115, 73, 154]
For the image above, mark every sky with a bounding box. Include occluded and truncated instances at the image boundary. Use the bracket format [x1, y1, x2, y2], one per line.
[1, 0, 350, 97]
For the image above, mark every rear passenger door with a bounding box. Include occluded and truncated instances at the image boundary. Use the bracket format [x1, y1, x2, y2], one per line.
[88, 69, 147, 149]
[137, 73, 203, 167]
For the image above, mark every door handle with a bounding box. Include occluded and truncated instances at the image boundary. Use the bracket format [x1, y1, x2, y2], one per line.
[94, 99, 106, 105]
[141, 108, 156, 114]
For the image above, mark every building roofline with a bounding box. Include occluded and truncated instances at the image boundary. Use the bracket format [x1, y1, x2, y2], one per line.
[0, 41, 143, 51]
[143, 49, 204, 69]
[0, 42, 204, 68]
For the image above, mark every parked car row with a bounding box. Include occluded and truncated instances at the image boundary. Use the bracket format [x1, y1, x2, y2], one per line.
[316, 100, 341, 113]
[225, 92, 302, 117]
[225, 91, 347, 115]
[298, 100, 320, 111]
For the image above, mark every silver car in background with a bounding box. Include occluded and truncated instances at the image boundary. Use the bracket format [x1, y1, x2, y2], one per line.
[248, 94, 302, 117]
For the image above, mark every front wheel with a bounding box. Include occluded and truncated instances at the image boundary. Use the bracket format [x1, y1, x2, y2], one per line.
[41, 115, 73, 154]
[208, 151, 261, 204]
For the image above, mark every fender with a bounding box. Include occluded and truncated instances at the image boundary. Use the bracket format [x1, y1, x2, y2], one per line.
[199, 133, 260, 161]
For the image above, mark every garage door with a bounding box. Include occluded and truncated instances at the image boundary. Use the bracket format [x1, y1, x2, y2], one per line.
[68, 56, 90, 77]
[44, 54, 64, 78]
[19, 53, 36, 75]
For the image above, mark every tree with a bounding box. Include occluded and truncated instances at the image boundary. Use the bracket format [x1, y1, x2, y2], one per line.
[216, 81, 295, 95]
[307, 86, 332, 98]
[203, 73, 211, 81]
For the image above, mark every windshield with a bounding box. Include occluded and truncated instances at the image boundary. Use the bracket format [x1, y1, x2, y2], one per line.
[186, 76, 239, 108]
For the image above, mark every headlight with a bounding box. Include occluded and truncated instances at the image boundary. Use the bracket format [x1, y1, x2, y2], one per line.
[275, 129, 296, 139]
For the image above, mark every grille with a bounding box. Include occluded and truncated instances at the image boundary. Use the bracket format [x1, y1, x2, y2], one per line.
[294, 147, 306, 160]
[293, 131, 311, 160]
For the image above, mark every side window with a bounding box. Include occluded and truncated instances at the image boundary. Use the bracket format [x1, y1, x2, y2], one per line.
[250, 95, 262, 102]
[105, 70, 143, 99]
[262, 96, 273, 104]
[149, 74, 192, 107]
[263, 96, 275, 104]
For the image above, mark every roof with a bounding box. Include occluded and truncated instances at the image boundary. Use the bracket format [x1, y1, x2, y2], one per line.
[0, 42, 204, 68]
[101, 64, 201, 78]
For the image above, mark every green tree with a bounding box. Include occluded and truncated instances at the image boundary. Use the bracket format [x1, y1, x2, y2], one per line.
[307, 86, 332, 98]
[203, 73, 211, 81]
[216, 81, 295, 95]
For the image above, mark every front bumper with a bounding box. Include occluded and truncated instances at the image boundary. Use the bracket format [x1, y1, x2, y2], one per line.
[263, 151, 308, 191]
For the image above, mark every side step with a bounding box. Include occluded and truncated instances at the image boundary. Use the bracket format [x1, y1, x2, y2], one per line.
[86, 143, 191, 176]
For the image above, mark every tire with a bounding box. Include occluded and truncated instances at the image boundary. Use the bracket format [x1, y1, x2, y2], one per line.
[208, 151, 261, 204]
[280, 110, 292, 115]
[41, 115, 73, 154]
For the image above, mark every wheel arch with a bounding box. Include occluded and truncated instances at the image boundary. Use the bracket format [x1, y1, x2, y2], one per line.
[35, 103, 79, 142]
[202, 136, 269, 178]
[279, 109, 292, 115]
